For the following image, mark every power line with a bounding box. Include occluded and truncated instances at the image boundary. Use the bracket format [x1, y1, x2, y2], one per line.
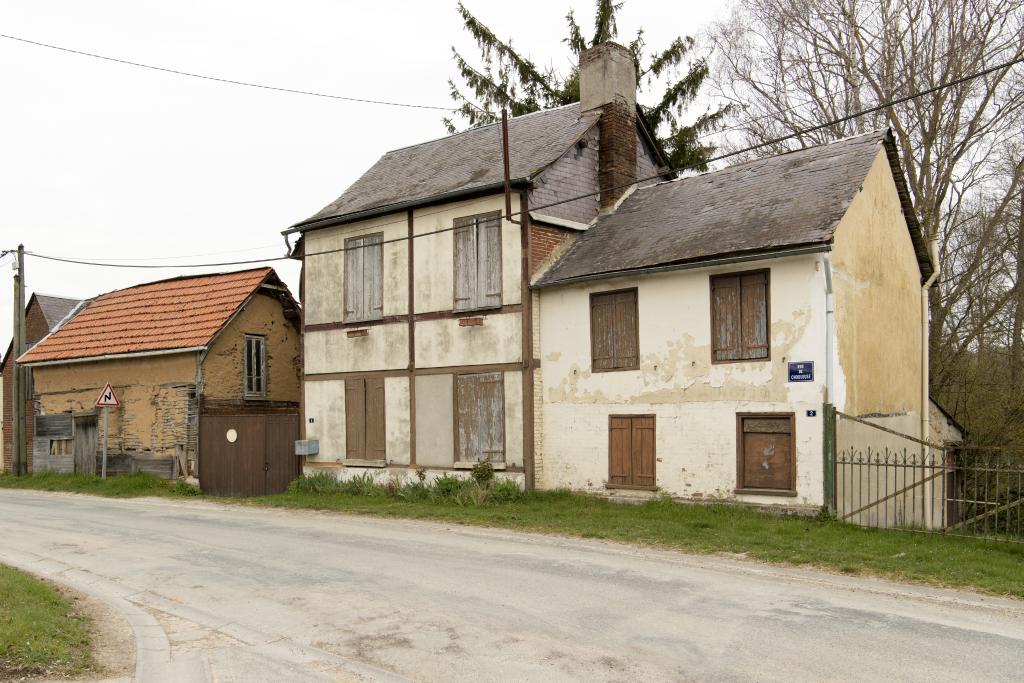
[0, 33, 455, 111]
[18, 52, 1024, 269]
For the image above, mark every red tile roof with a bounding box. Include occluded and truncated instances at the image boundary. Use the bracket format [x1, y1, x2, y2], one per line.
[19, 268, 274, 364]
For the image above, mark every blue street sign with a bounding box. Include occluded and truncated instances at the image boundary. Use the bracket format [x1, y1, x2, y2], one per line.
[788, 361, 814, 382]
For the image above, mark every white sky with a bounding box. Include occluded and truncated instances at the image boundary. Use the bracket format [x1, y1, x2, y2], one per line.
[0, 0, 732, 345]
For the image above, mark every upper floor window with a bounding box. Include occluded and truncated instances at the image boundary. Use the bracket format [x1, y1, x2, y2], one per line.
[244, 334, 266, 398]
[590, 289, 639, 371]
[710, 270, 769, 363]
[453, 211, 502, 311]
[344, 233, 383, 322]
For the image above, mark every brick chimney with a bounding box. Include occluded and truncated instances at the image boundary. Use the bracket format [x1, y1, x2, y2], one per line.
[580, 42, 637, 210]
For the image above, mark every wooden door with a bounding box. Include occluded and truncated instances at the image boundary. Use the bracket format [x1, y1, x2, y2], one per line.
[455, 373, 505, 463]
[73, 415, 97, 474]
[737, 414, 795, 493]
[608, 415, 656, 489]
[345, 378, 385, 460]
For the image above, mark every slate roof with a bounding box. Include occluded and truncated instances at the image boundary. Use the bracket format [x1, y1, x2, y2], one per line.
[19, 268, 278, 365]
[293, 103, 599, 230]
[35, 294, 82, 329]
[535, 129, 931, 287]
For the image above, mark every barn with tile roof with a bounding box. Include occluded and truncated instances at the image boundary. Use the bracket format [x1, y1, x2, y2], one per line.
[16, 268, 302, 495]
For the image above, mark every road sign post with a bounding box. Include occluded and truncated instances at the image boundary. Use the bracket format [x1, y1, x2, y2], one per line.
[95, 383, 120, 479]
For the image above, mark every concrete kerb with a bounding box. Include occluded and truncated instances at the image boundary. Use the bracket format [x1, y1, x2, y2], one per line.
[0, 548, 177, 682]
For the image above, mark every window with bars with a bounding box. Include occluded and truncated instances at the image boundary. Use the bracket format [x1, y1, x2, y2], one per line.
[710, 270, 769, 363]
[590, 289, 639, 371]
[453, 212, 502, 311]
[344, 232, 384, 322]
[244, 334, 266, 398]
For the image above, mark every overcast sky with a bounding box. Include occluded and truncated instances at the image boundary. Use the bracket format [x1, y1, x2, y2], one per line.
[0, 0, 732, 346]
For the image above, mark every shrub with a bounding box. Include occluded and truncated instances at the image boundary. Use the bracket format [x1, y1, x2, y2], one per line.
[168, 480, 201, 497]
[337, 472, 384, 497]
[490, 479, 522, 504]
[470, 461, 495, 487]
[397, 480, 434, 502]
[433, 474, 472, 500]
[288, 472, 342, 494]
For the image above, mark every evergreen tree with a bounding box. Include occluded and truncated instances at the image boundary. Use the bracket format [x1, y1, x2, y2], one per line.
[446, 0, 727, 171]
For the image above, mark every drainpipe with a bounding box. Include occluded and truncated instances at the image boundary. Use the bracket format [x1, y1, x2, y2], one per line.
[921, 239, 940, 443]
[823, 255, 835, 405]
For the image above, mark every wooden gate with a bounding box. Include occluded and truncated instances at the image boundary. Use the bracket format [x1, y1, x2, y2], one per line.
[198, 414, 299, 497]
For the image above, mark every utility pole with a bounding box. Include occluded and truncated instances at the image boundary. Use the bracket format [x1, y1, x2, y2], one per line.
[12, 244, 26, 476]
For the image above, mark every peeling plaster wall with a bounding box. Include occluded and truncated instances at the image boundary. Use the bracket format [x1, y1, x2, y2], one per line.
[414, 315, 522, 368]
[305, 324, 409, 374]
[303, 379, 345, 462]
[31, 353, 198, 458]
[201, 292, 301, 403]
[831, 149, 923, 420]
[537, 255, 827, 506]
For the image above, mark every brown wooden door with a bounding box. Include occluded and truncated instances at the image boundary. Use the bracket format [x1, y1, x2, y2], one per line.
[73, 415, 97, 474]
[737, 414, 795, 493]
[608, 415, 656, 489]
[456, 373, 504, 463]
[199, 414, 299, 497]
[345, 378, 385, 460]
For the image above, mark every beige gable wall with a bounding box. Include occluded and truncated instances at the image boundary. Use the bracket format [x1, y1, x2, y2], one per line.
[831, 149, 923, 420]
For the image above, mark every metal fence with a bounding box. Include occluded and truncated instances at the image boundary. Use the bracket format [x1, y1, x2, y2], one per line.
[828, 409, 1023, 543]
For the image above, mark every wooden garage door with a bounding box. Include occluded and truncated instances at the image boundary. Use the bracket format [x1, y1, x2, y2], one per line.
[737, 414, 795, 493]
[608, 415, 656, 489]
[199, 414, 300, 497]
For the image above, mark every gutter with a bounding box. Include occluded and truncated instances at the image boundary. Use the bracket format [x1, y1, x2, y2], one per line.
[532, 243, 831, 289]
[19, 346, 207, 368]
[284, 179, 532, 236]
[921, 238, 940, 442]
[822, 255, 835, 404]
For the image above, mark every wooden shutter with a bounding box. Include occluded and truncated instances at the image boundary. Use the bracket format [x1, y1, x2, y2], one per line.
[630, 416, 656, 488]
[613, 290, 638, 369]
[363, 235, 384, 321]
[608, 417, 632, 486]
[366, 377, 386, 460]
[591, 290, 638, 370]
[344, 236, 364, 321]
[456, 373, 505, 463]
[740, 272, 768, 359]
[453, 218, 476, 310]
[711, 275, 741, 361]
[591, 294, 616, 370]
[738, 415, 794, 491]
[479, 214, 502, 308]
[608, 415, 656, 489]
[345, 379, 366, 459]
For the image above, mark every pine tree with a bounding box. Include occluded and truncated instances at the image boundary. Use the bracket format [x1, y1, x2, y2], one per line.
[446, 0, 727, 171]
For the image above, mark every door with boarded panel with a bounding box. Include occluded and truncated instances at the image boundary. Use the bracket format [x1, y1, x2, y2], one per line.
[608, 415, 656, 489]
[737, 414, 795, 493]
[456, 373, 504, 463]
[73, 415, 97, 474]
[345, 378, 386, 460]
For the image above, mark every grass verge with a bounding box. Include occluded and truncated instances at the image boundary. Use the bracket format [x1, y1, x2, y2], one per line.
[0, 564, 94, 680]
[3, 470, 1023, 598]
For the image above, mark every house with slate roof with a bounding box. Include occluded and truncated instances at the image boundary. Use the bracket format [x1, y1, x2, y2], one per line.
[16, 268, 302, 493]
[289, 41, 945, 509]
[2, 293, 82, 473]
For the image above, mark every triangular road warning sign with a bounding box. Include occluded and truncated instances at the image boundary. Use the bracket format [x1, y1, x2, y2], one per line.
[95, 383, 120, 408]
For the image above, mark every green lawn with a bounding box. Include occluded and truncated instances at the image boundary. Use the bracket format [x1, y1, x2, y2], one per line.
[0, 564, 94, 680]
[3, 471, 1023, 598]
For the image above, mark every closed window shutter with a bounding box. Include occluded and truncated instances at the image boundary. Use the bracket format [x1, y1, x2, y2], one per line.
[453, 220, 476, 310]
[344, 236, 364, 321]
[613, 291, 638, 369]
[591, 295, 616, 370]
[479, 215, 502, 308]
[455, 373, 505, 463]
[711, 275, 741, 361]
[740, 272, 768, 359]
[366, 377, 386, 460]
[364, 235, 383, 320]
[608, 417, 631, 486]
[345, 379, 366, 459]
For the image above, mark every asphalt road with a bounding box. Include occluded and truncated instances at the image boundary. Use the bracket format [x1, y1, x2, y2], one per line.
[1, 490, 1022, 682]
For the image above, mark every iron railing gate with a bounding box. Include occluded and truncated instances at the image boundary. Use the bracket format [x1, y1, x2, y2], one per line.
[825, 407, 1023, 543]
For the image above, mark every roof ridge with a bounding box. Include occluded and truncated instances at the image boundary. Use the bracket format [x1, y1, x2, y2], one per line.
[383, 102, 585, 155]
